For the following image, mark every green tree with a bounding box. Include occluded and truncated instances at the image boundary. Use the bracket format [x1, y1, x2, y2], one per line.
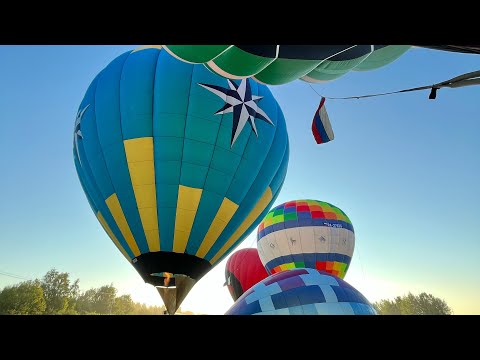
[374, 292, 453, 315]
[0, 280, 46, 315]
[92, 284, 117, 314]
[41, 268, 80, 314]
[76, 288, 97, 314]
[113, 294, 134, 315]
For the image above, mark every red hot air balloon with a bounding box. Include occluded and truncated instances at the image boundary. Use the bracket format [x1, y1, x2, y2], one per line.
[225, 248, 269, 301]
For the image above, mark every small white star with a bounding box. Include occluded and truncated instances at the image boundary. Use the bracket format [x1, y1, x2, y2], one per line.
[74, 104, 90, 166]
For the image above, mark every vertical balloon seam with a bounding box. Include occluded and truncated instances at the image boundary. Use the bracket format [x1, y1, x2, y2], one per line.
[74, 149, 97, 212]
[78, 75, 140, 258]
[212, 159, 287, 267]
[222, 79, 271, 200]
[197, 80, 277, 260]
[153, 49, 190, 254]
[208, 187, 273, 265]
[207, 113, 287, 263]
[219, 84, 280, 219]
[249, 143, 289, 269]
[197, 80, 265, 256]
[189, 74, 245, 258]
[75, 156, 132, 261]
[107, 51, 151, 256]
[96, 212, 132, 262]
[75, 120, 138, 259]
[96, 52, 142, 259]
[121, 50, 161, 253]
[74, 136, 134, 258]
[91, 67, 142, 260]
[146, 48, 162, 252]
[180, 63, 238, 257]
[121, 50, 162, 254]
[75, 155, 130, 261]
[172, 62, 200, 254]
[95, 52, 141, 257]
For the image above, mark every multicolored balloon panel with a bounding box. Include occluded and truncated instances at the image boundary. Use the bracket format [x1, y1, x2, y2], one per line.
[225, 268, 376, 315]
[225, 248, 269, 301]
[163, 45, 411, 85]
[73, 47, 289, 293]
[257, 200, 354, 278]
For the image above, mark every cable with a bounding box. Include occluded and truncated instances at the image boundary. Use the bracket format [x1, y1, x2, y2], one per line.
[308, 70, 480, 101]
[0, 270, 30, 281]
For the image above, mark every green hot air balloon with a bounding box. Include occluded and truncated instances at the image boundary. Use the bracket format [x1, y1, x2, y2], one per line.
[162, 45, 411, 85]
[73, 46, 289, 314]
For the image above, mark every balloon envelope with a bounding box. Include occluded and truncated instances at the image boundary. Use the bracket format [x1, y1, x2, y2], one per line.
[257, 200, 354, 279]
[225, 248, 269, 301]
[226, 268, 376, 315]
[163, 45, 411, 85]
[73, 47, 289, 313]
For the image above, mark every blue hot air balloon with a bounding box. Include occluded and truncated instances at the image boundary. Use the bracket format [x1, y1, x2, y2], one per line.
[225, 268, 376, 315]
[73, 46, 289, 314]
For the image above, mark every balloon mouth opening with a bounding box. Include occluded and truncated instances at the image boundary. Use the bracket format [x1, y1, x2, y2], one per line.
[154, 275, 197, 315]
[151, 272, 190, 288]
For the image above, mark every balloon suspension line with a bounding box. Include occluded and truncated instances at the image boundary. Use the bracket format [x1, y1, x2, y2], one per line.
[308, 70, 480, 100]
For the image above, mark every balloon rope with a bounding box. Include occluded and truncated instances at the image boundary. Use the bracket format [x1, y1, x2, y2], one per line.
[308, 69, 480, 100]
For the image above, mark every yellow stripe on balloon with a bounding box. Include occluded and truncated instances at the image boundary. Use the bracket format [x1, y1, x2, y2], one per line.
[196, 197, 239, 259]
[131, 45, 162, 53]
[96, 211, 132, 262]
[124, 137, 160, 252]
[173, 185, 203, 253]
[210, 187, 273, 265]
[105, 193, 141, 257]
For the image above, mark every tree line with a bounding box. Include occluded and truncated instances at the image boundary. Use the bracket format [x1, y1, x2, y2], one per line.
[373, 292, 453, 315]
[0, 268, 195, 315]
[0, 268, 453, 315]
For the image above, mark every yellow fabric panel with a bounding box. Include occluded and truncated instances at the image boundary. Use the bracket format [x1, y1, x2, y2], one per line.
[196, 198, 239, 258]
[216, 198, 239, 222]
[128, 162, 155, 186]
[96, 211, 132, 262]
[105, 194, 141, 257]
[175, 208, 196, 232]
[210, 187, 273, 265]
[144, 229, 160, 250]
[138, 207, 159, 230]
[124, 137, 160, 252]
[173, 185, 203, 253]
[132, 45, 163, 53]
[177, 185, 203, 210]
[133, 184, 156, 208]
[124, 137, 155, 162]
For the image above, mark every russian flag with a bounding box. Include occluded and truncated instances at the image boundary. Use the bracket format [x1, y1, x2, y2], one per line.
[311, 97, 334, 144]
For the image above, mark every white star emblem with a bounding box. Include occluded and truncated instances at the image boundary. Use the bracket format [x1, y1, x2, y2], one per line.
[199, 79, 274, 146]
[74, 104, 89, 166]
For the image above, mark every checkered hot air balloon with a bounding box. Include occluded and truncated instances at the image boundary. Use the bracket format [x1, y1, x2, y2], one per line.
[226, 268, 376, 315]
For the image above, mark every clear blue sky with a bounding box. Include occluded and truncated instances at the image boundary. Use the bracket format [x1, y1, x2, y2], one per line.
[0, 45, 479, 314]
